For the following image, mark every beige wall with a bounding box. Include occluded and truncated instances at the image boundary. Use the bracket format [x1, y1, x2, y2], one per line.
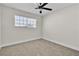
[1, 5, 42, 46]
[43, 4, 79, 50]
[0, 5, 2, 47]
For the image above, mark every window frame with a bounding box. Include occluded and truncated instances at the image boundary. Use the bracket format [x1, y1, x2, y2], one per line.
[15, 15, 37, 28]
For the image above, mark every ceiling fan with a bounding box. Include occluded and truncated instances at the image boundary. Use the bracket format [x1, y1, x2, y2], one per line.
[35, 3, 52, 13]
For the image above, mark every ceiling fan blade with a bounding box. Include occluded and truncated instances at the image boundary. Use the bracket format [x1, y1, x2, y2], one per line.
[35, 3, 42, 9]
[35, 8, 38, 9]
[39, 3, 48, 8]
[42, 7, 52, 11]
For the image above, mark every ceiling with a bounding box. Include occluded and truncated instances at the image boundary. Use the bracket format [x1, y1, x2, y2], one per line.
[3, 3, 74, 16]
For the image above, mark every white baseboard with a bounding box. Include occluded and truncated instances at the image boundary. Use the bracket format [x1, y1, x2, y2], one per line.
[1, 37, 41, 47]
[42, 37, 79, 51]
[1, 36, 79, 51]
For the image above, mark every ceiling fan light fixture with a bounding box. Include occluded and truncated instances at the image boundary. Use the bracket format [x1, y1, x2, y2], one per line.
[40, 10, 42, 13]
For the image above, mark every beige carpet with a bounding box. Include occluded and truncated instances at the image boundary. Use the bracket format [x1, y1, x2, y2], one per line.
[0, 39, 79, 56]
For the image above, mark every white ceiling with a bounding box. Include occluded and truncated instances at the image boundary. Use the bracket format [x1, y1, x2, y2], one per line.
[3, 3, 74, 16]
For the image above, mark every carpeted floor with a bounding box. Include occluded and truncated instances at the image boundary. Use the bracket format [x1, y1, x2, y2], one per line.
[0, 39, 79, 56]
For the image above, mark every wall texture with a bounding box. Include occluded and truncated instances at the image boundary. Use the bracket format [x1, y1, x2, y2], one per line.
[1, 5, 42, 47]
[43, 4, 79, 51]
[0, 5, 2, 47]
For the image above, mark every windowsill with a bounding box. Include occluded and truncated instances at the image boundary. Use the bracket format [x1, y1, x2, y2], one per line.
[14, 26, 36, 29]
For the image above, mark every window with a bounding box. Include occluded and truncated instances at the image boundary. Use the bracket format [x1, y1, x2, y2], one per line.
[15, 15, 36, 28]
